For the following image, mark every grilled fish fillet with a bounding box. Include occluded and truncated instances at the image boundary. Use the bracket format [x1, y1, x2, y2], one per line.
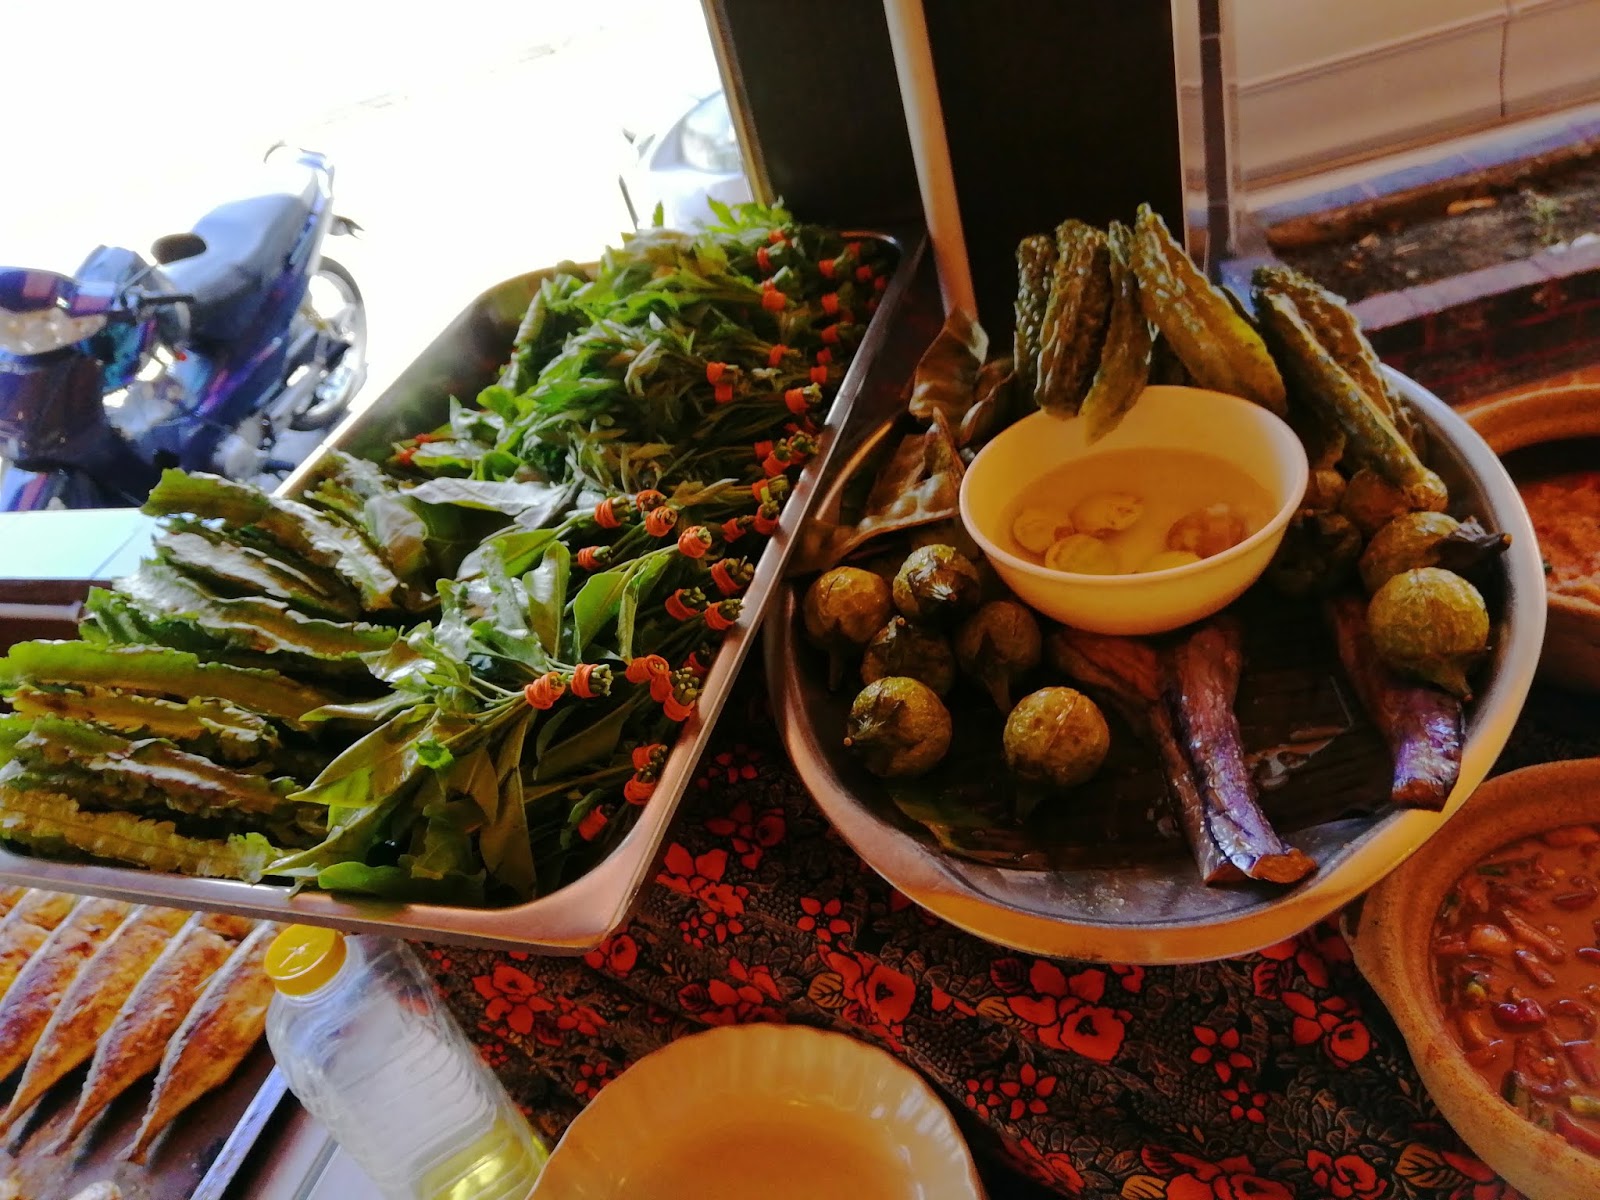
[0, 887, 26, 918]
[126, 922, 277, 1163]
[0, 897, 134, 1085]
[0, 888, 76, 933]
[200, 912, 259, 941]
[0, 890, 83, 1004]
[0, 905, 190, 1134]
[53, 912, 245, 1152]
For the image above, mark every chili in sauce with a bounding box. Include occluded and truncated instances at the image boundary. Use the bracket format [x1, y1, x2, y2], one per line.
[1433, 823, 1600, 1155]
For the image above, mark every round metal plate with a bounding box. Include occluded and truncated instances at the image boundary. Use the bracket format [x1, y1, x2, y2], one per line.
[768, 371, 1545, 964]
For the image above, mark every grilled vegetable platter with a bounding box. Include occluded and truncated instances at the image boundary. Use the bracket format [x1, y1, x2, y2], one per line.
[0, 204, 904, 925]
[0, 887, 279, 1200]
[772, 204, 1544, 962]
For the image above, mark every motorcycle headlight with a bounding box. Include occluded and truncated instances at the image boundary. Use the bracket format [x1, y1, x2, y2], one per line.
[679, 93, 743, 176]
[0, 307, 107, 356]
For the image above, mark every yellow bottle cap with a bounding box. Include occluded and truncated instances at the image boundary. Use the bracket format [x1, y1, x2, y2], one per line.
[265, 924, 348, 996]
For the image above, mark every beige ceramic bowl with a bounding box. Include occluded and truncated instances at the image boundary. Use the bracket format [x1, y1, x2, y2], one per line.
[533, 1023, 986, 1199]
[1351, 758, 1600, 1200]
[959, 386, 1309, 635]
[1463, 385, 1592, 690]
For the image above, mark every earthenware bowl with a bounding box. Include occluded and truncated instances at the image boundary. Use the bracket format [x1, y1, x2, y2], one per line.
[1464, 384, 1596, 691]
[1350, 758, 1600, 1200]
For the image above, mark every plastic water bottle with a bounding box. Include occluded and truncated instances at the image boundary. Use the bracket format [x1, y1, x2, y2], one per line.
[264, 925, 546, 1200]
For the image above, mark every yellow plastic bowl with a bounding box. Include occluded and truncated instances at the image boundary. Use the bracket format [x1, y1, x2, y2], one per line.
[534, 1024, 985, 1199]
[959, 385, 1309, 635]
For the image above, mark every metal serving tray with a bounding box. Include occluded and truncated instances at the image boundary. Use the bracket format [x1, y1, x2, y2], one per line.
[0, 231, 924, 951]
[767, 368, 1545, 964]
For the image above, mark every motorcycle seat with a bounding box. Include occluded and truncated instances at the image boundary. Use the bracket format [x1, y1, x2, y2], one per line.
[160, 169, 320, 343]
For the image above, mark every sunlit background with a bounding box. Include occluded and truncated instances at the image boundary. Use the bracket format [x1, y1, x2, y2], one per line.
[2, 0, 726, 401]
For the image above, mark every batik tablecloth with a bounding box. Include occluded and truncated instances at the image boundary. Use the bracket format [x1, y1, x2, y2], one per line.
[423, 670, 1591, 1199]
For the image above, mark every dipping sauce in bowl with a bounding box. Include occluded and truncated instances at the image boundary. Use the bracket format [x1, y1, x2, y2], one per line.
[1432, 822, 1600, 1156]
[1005, 447, 1275, 576]
[1520, 470, 1600, 606]
[960, 385, 1308, 635]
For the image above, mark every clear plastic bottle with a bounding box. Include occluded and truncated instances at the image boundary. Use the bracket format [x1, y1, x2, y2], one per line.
[264, 925, 546, 1200]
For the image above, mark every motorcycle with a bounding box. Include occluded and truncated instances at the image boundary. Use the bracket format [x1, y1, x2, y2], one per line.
[0, 145, 366, 510]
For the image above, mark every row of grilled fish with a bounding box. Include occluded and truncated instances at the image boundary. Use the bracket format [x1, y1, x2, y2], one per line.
[0, 886, 275, 1163]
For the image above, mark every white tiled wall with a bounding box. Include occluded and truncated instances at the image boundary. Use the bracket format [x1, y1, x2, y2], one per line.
[1174, 0, 1600, 185]
[1504, 0, 1600, 114]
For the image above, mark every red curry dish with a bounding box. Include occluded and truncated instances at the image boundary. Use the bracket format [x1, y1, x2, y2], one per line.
[1432, 823, 1600, 1156]
[1519, 471, 1600, 606]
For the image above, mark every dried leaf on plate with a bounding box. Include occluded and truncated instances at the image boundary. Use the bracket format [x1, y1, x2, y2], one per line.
[957, 357, 1016, 452]
[907, 309, 989, 426]
[793, 412, 969, 573]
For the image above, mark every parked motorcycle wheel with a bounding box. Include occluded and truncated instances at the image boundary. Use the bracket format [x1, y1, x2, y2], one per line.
[290, 258, 367, 431]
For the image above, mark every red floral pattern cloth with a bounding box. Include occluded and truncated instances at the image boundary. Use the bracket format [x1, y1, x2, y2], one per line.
[422, 677, 1522, 1199]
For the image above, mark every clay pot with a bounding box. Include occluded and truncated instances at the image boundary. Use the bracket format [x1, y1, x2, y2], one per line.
[1464, 384, 1597, 691]
[1350, 758, 1600, 1200]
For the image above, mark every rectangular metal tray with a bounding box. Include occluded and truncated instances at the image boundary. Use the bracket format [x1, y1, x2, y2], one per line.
[0, 230, 925, 951]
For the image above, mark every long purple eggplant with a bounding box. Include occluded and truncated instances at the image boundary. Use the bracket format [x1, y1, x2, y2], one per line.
[1327, 593, 1462, 810]
[1165, 620, 1315, 884]
[1048, 623, 1314, 886]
